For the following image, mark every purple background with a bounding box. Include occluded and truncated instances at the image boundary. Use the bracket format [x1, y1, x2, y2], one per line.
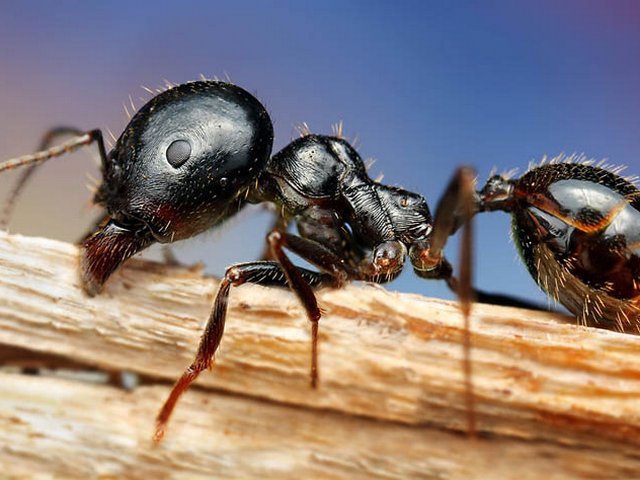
[0, 0, 639, 307]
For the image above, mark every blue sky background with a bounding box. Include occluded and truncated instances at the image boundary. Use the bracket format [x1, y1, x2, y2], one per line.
[0, 0, 638, 308]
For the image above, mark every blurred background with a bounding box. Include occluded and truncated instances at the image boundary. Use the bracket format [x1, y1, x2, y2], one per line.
[0, 0, 638, 308]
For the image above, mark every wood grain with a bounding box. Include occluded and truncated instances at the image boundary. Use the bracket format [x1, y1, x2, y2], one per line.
[0, 231, 639, 477]
[2, 372, 640, 479]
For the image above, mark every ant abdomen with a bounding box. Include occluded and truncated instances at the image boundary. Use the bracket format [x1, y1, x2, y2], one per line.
[485, 162, 640, 331]
[82, 81, 274, 294]
[99, 81, 274, 242]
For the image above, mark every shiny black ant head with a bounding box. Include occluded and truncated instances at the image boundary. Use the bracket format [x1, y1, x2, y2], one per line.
[479, 174, 515, 211]
[378, 186, 433, 244]
[365, 185, 433, 276]
[95, 81, 274, 242]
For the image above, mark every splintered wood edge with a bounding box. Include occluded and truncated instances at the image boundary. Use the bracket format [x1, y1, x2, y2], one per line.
[0, 230, 639, 476]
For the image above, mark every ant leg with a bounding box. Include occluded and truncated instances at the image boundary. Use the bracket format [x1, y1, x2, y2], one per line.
[473, 289, 549, 311]
[267, 230, 357, 388]
[426, 167, 478, 436]
[154, 260, 334, 442]
[258, 209, 288, 261]
[422, 168, 551, 430]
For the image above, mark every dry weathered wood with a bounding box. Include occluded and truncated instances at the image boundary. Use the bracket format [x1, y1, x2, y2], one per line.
[2, 371, 640, 480]
[1, 231, 640, 477]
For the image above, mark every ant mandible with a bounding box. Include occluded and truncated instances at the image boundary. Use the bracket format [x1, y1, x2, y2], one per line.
[1, 80, 639, 442]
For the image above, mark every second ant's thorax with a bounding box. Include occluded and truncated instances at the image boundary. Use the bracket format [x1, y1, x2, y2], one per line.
[510, 163, 640, 330]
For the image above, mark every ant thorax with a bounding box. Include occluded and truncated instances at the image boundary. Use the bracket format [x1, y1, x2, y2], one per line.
[254, 134, 432, 279]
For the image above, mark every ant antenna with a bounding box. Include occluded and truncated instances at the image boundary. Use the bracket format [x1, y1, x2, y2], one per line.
[0, 129, 106, 228]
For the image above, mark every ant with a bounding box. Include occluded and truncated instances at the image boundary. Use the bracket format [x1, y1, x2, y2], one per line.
[1, 80, 639, 442]
[0, 80, 456, 440]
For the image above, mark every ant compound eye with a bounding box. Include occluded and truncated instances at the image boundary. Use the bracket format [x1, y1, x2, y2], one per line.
[166, 139, 191, 167]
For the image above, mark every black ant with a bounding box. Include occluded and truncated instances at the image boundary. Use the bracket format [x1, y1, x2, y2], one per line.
[1, 80, 638, 442]
[0, 80, 454, 440]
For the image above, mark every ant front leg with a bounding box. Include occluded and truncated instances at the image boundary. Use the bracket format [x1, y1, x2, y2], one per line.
[429, 167, 477, 311]
[411, 166, 478, 436]
[154, 260, 336, 442]
[0, 127, 108, 228]
[267, 229, 358, 388]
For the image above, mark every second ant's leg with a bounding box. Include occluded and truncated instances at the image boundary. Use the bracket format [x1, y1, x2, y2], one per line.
[154, 260, 335, 442]
[267, 230, 357, 388]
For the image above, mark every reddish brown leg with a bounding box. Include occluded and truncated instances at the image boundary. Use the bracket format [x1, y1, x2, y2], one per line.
[427, 166, 478, 436]
[154, 275, 232, 443]
[258, 210, 288, 260]
[154, 260, 334, 442]
[267, 230, 356, 389]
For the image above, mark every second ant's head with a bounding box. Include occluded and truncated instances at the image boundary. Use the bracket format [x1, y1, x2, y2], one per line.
[95, 81, 274, 243]
[478, 174, 515, 211]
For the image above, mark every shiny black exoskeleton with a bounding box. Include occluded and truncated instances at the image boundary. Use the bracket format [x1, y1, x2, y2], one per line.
[83, 81, 274, 294]
[476, 161, 640, 332]
[0, 80, 437, 440]
[251, 133, 433, 282]
[409, 158, 640, 334]
[3, 80, 638, 441]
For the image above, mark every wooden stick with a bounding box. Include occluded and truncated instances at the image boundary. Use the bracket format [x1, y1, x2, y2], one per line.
[1, 231, 640, 476]
[1, 371, 639, 479]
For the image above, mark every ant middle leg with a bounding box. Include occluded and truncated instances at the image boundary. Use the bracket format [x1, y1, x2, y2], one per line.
[154, 260, 336, 442]
[267, 229, 359, 388]
[258, 206, 288, 261]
